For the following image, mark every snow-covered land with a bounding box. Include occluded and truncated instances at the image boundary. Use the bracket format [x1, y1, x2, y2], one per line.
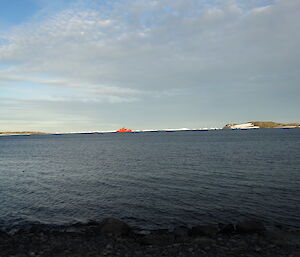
[224, 121, 300, 129]
[225, 122, 259, 129]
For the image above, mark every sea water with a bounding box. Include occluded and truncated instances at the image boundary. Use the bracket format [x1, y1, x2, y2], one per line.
[0, 129, 299, 229]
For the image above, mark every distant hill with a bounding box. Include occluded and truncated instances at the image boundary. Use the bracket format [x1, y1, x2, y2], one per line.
[223, 121, 300, 129]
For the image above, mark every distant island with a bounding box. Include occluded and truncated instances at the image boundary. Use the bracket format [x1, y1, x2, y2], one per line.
[1, 122, 300, 136]
[223, 121, 300, 129]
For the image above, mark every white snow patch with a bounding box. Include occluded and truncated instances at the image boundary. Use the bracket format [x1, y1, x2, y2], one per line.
[230, 122, 259, 129]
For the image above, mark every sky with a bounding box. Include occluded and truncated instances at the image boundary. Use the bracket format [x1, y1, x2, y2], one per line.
[0, 0, 299, 132]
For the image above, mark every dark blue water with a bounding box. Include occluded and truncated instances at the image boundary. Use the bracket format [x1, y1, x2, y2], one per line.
[0, 129, 300, 229]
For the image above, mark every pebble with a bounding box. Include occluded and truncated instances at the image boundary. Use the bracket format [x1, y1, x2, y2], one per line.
[255, 246, 261, 252]
[106, 244, 113, 249]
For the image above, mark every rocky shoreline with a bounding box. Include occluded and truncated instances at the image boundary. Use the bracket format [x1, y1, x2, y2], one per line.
[0, 218, 299, 257]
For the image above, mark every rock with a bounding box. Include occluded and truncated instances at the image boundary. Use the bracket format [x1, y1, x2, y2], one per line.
[85, 220, 100, 226]
[195, 237, 216, 249]
[236, 219, 265, 233]
[99, 218, 131, 236]
[106, 244, 113, 249]
[255, 246, 262, 252]
[135, 229, 151, 235]
[173, 226, 189, 240]
[219, 224, 235, 234]
[0, 229, 9, 239]
[151, 229, 169, 234]
[141, 234, 175, 246]
[189, 224, 219, 237]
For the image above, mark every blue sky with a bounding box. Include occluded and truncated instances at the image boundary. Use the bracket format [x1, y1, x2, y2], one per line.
[0, 0, 299, 132]
[0, 1, 39, 27]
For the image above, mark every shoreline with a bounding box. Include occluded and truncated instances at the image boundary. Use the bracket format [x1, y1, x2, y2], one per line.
[1, 126, 299, 137]
[1, 218, 299, 257]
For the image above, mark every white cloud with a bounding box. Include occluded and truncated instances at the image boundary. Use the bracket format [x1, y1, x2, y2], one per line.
[0, 0, 300, 131]
[1, 0, 299, 95]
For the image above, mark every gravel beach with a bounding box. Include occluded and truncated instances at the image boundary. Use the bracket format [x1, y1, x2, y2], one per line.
[1, 218, 299, 257]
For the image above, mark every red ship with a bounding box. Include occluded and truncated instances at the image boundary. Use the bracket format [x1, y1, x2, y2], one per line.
[116, 128, 132, 132]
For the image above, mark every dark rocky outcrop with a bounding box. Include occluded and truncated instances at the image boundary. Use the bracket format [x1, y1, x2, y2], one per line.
[236, 219, 266, 233]
[189, 224, 219, 237]
[0, 229, 9, 239]
[219, 223, 235, 234]
[173, 226, 189, 241]
[98, 218, 131, 236]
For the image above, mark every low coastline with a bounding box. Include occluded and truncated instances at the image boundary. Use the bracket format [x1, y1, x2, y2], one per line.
[1, 218, 299, 257]
[0, 132, 47, 136]
[1, 123, 300, 136]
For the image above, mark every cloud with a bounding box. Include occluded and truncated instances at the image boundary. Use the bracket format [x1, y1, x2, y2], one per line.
[1, 1, 298, 87]
[0, 0, 300, 131]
